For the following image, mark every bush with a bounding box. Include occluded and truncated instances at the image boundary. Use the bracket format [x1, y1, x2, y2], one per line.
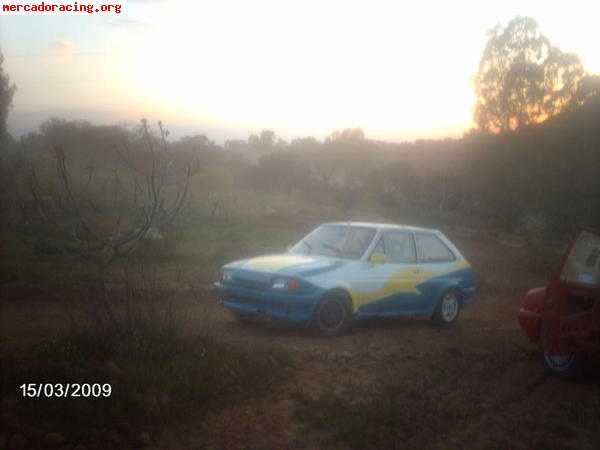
[517, 212, 549, 243]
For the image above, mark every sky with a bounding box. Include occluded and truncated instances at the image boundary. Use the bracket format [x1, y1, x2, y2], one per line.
[1, 0, 600, 142]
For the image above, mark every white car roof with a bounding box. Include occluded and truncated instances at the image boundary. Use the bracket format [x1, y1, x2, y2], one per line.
[323, 221, 440, 234]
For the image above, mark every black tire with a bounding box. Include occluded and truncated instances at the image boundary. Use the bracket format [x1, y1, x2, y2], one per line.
[432, 289, 461, 326]
[313, 291, 353, 336]
[542, 351, 586, 379]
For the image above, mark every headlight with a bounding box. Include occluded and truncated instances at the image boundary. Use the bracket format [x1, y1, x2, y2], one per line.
[272, 278, 300, 292]
[220, 270, 233, 282]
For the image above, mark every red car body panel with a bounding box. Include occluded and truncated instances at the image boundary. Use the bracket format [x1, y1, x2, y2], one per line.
[518, 286, 546, 342]
[518, 229, 600, 359]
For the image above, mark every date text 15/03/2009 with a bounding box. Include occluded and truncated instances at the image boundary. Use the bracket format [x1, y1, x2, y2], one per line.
[19, 383, 112, 398]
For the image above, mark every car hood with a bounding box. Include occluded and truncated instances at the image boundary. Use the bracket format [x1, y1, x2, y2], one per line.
[226, 253, 348, 278]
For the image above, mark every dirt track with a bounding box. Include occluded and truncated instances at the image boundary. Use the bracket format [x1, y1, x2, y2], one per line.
[171, 235, 600, 450]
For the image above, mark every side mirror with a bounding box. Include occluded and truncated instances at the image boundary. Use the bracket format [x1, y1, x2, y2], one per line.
[369, 252, 386, 265]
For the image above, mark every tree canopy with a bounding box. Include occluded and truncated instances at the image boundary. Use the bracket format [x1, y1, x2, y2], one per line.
[0, 52, 17, 142]
[474, 17, 584, 132]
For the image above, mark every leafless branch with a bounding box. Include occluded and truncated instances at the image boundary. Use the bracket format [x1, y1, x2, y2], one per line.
[27, 119, 193, 276]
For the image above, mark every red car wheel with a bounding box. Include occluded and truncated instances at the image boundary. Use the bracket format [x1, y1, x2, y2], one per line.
[542, 351, 586, 378]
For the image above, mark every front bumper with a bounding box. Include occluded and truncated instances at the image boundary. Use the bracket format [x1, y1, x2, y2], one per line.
[213, 281, 321, 324]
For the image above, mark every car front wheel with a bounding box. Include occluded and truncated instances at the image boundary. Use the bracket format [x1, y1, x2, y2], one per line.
[313, 291, 352, 336]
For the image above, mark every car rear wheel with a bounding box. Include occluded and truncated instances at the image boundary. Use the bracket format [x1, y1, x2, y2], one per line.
[432, 290, 461, 326]
[313, 291, 352, 336]
[542, 351, 585, 379]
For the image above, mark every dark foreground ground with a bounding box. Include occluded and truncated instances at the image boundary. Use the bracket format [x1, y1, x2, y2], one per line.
[2, 232, 599, 449]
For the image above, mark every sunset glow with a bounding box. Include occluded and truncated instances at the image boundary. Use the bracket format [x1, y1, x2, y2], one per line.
[2, 0, 600, 140]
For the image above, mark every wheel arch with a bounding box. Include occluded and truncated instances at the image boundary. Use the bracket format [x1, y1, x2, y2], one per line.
[319, 287, 354, 311]
[438, 285, 465, 304]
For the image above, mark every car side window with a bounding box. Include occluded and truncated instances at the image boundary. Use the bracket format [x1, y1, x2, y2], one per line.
[373, 232, 416, 263]
[415, 233, 455, 263]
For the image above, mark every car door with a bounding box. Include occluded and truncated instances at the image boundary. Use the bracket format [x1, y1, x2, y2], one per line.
[542, 229, 600, 354]
[354, 230, 422, 316]
[414, 232, 459, 312]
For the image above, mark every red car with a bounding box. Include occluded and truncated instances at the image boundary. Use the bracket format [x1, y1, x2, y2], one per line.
[519, 228, 600, 378]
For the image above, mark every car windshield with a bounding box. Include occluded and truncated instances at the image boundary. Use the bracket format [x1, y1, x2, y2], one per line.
[290, 225, 376, 259]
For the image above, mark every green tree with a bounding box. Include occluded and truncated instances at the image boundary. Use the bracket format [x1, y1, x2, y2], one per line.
[326, 128, 365, 143]
[252, 151, 312, 193]
[0, 51, 16, 142]
[572, 74, 600, 106]
[474, 17, 584, 132]
[0, 52, 17, 227]
[248, 129, 282, 150]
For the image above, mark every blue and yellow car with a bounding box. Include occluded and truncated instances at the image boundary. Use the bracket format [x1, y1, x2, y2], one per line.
[214, 222, 475, 335]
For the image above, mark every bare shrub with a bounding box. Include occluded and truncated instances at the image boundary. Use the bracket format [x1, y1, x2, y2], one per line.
[78, 263, 182, 337]
[26, 119, 193, 329]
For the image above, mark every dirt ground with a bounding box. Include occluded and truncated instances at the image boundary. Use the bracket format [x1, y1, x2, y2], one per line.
[2, 234, 599, 449]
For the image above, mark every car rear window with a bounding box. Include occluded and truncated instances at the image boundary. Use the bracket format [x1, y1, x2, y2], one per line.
[562, 230, 600, 285]
[415, 233, 455, 263]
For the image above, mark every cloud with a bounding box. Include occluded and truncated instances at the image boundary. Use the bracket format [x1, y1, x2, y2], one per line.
[49, 40, 77, 63]
[103, 18, 156, 32]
